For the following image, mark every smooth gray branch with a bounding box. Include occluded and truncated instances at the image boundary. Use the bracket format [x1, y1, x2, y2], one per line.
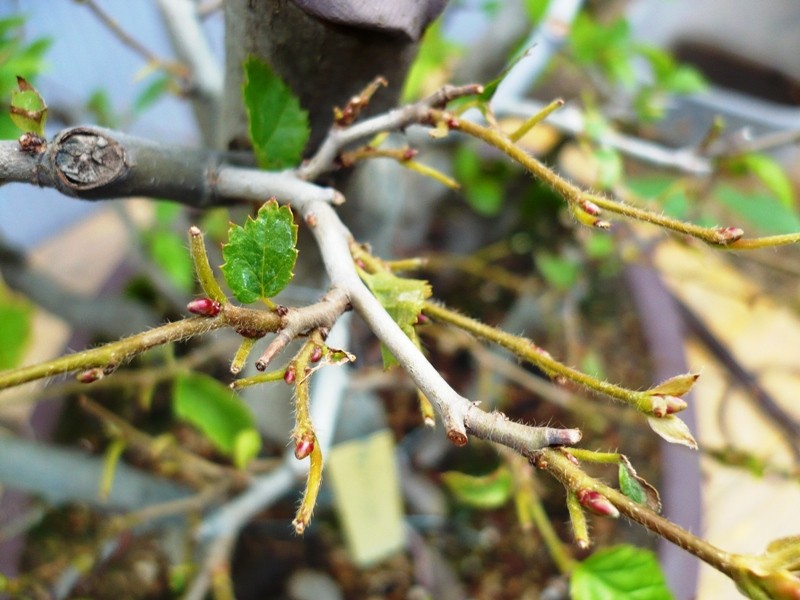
[155, 0, 223, 145]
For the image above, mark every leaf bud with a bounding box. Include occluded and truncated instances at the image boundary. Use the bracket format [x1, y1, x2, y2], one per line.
[187, 297, 221, 317]
[576, 489, 620, 518]
[294, 436, 315, 460]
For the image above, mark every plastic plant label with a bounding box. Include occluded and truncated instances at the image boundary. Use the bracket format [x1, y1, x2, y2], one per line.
[327, 430, 405, 566]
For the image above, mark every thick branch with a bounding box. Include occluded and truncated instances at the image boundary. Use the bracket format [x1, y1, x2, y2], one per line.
[0, 128, 337, 207]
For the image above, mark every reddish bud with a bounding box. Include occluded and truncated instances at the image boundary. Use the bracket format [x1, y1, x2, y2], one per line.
[304, 212, 318, 228]
[579, 199, 602, 217]
[275, 305, 289, 317]
[187, 297, 221, 317]
[446, 117, 460, 129]
[401, 148, 418, 161]
[76, 368, 104, 384]
[294, 437, 315, 460]
[576, 489, 619, 518]
[715, 226, 744, 244]
[650, 394, 688, 417]
[310, 346, 323, 363]
[415, 313, 429, 325]
[283, 367, 296, 385]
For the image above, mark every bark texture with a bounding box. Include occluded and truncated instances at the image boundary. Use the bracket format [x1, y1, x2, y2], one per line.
[223, 0, 444, 153]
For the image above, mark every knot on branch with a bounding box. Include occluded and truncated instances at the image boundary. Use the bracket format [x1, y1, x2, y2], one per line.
[50, 127, 127, 193]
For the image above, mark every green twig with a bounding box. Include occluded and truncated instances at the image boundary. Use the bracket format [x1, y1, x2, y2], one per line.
[422, 301, 662, 414]
[430, 109, 800, 249]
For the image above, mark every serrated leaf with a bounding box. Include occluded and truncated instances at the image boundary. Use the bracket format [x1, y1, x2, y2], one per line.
[441, 466, 514, 509]
[362, 270, 431, 369]
[0, 294, 33, 370]
[571, 545, 673, 600]
[173, 372, 261, 467]
[647, 415, 698, 450]
[618, 456, 661, 513]
[221, 200, 298, 304]
[242, 56, 309, 169]
[9, 76, 47, 135]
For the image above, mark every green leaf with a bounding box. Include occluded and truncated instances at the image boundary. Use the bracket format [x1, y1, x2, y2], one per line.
[221, 200, 298, 304]
[571, 545, 673, 600]
[402, 21, 463, 102]
[736, 154, 795, 209]
[465, 178, 504, 216]
[146, 230, 195, 293]
[618, 462, 647, 505]
[173, 372, 261, 468]
[536, 252, 581, 291]
[133, 74, 170, 115]
[594, 147, 623, 189]
[0, 17, 50, 139]
[441, 466, 514, 509]
[523, 0, 551, 23]
[362, 270, 431, 368]
[0, 294, 32, 370]
[242, 56, 309, 169]
[9, 76, 47, 135]
[714, 184, 800, 235]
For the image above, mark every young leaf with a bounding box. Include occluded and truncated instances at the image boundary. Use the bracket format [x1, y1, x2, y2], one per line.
[221, 200, 298, 304]
[715, 184, 800, 235]
[647, 415, 698, 450]
[618, 458, 661, 513]
[736, 154, 795, 210]
[242, 56, 309, 169]
[362, 270, 431, 368]
[173, 372, 261, 468]
[0, 294, 33, 370]
[571, 545, 673, 600]
[9, 76, 47, 136]
[441, 466, 514, 510]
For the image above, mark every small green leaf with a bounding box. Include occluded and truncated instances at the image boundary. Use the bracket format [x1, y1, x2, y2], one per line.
[362, 270, 431, 369]
[133, 74, 170, 115]
[715, 184, 800, 235]
[146, 230, 195, 293]
[618, 455, 662, 512]
[403, 21, 463, 102]
[242, 56, 309, 169]
[536, 252, 581, 291]
[594, 147, 623, 189]
[0, 293, 33, 370]
[173, 372, 261, 467]
[465, 178, 504, 216]
[441, 466, 514, 510]
[9, 76, 47, 135]
[736, 154, 795, 210]
[221, 200, 298, 304]
[571, 545, 673, 600]
[618, 462, 647, 505]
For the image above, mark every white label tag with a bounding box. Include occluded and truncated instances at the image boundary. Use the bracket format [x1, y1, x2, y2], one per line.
[327, 429, 405, 566]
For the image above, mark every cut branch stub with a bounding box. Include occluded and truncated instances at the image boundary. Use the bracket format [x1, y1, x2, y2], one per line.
[51, 127, 128, 192]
